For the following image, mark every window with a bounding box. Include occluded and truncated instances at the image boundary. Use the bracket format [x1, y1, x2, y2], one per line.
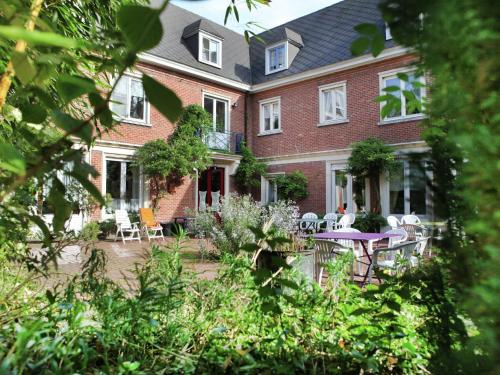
[389, 160, 428, 215]
[203, 95, 228, 133]
[199, 32, 221, 68]
[329, 168, 368, 214]
[265, 42, 287, 74]
[385, 23, 392, 40]
[380, 70, 425, 122]
[105, 160, 141, 211]
[259, 97, 281, 135]
[261, 174, 282, 204]
[319, 82, 347, 125]
[111, 75, 148, 124]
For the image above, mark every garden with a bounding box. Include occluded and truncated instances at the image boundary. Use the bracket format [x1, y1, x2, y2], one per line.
[0, 0, 499, 374]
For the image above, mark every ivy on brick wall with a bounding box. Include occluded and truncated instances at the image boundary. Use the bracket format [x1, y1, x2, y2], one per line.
[276, 171, 308, 202]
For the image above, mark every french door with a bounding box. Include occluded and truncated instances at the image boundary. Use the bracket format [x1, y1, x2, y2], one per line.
[203, 95, 229, 150]
[105, 160, 142, 211]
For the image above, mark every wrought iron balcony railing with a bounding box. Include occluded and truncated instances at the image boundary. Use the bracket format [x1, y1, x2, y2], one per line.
[203, 130, 244, 154]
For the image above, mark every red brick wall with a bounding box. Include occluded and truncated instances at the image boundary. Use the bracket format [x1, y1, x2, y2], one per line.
[92, 63, 247, 221]
[250, 55, 422, 158]
[268, 161, 326, 214]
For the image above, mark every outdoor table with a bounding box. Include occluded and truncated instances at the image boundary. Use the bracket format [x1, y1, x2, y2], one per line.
[313, 232, 399, 285]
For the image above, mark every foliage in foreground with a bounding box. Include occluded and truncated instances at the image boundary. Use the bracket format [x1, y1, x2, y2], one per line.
[1, 235, 484, 374]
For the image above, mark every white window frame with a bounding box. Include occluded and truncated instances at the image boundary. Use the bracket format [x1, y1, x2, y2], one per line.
[102, 156, 145, 214]
[261, 172, 284, 205]
[258, 97, 281, 136]
[379, 67, 426, 124]
[325, 163, 370, 214]
[385, 23, 392, 40]
[265, 41, 288, 75]
[318, 81, 348, 126]
[110, 73, 150, 126]
[198, 31, 222, 68]
[202, 91, 230, 132]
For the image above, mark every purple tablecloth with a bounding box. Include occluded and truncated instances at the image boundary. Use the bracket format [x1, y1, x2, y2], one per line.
[313, 232, 398, 241]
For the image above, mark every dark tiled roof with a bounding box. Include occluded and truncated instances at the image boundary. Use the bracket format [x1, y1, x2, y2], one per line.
[250, 0, 394, 84]
[148, 1, 252, 84]
[147, 0, 393, 86]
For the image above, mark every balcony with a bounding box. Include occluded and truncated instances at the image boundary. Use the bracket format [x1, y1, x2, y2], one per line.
[203, 130, 243, 154]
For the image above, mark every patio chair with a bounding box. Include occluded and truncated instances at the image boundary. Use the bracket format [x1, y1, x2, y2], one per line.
[114, 209, 141, 243]
[385, 228, 408, 248]
[333, 228, 362, 274]
[387, 215, 401, 229]
[139, 208, 165, 242]
[370, 241, 419, 282]
[401, 214, 421, 225]
[411, 237, 430, 266]
[300, 212, 319, 232]
[323, 213, 337, 232]
[336, 214, 351, 229]
[315, 240, 354, 286]
[347, 213, 356, 226]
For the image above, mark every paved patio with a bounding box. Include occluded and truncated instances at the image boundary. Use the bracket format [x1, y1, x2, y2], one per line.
[33, 237, 221, 291]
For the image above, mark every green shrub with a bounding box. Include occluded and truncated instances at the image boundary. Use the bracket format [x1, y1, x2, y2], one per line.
[276, 171, 308, 202]
[235, 145, 267, 193]
[98, 219, 116, 240]
[80, 221, 100, 242]
[352, 212, 388, 232]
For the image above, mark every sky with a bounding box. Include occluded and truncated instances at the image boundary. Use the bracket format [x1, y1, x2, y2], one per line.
[170, 0, 342, 34]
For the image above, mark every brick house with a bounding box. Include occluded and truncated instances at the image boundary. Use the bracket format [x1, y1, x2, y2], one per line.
[88, 0, 431, 225]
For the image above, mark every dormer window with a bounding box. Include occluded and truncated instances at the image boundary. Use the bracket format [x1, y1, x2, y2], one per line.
[198, 32, 221, 68]
[265, 42, 287, 75]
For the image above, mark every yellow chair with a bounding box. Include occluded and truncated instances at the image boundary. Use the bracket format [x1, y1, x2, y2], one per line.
[139, 208, 165, 242]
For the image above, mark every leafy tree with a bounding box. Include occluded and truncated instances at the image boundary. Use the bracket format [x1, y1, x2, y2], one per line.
[133, 105, 212, 210]
[235, 145, 266, 193]
[276, 171, 308, 202]
[347, 137, 398, 213]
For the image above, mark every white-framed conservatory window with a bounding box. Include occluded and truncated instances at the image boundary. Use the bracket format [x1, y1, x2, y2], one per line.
[199, 32, 222, 68]
[265, 42, 287, 74]
[388, 160, 429, 216]
[259, 97, 281, 135]
[318, 82, 347, 125]
[110, 75, 148, 125]
[379, 69, 425, 122]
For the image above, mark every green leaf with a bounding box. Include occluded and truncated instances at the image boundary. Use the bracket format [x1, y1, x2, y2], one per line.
[52, 111, 93, 145]
[0, 26, 82, 48]
[224, 6, 232, 25]
[70, 169, 105, 206]
[142, 74, 182, 122]
[354, 23, 379, 36]
[20, 103, 47, 124]
[11, 52, 36, 85]
[351, 37, 370, 55]
[0, 141, 26, 175]
[233, 5, 240, 22]
[29, 214, 51, 243]
[56, 75, 96, 103]
[371, 34, 385, 56]
[117, 5, 163, 52]
[383, 86, 401, 93]
[47, 178, 72, 232]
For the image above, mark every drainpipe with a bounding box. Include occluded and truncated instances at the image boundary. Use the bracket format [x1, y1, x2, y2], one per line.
[244, 91, 249, 147]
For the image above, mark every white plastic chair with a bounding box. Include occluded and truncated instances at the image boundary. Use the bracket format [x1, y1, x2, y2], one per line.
[411, 237, 430, 266]
[401, 214, 421, 225]
[333, 228, 362, 274]
[211, 191, 220, 212]
[199, 191, 207, 211]
[347, 213, 356, 226]
[114, 209, 141, 243]
[315, 240, 353, 286]
[336, 214, 351, 229]
[300, 212, 318, 232]
[371, 241, 419, 282]
[387, 215, 401, 229]
[385, 228, 408, 248]
[323, 213, 337, 232]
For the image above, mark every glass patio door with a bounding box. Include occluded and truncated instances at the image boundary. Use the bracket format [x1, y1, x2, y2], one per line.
[106, 160, 141, 211]
[330, 168, 367, 214]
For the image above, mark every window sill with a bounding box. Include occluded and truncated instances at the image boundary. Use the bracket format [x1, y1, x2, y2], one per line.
[115, 117, 152, 127]
[199, 59, 221, 69]
[258, 130, 283, 136]
[378, 115, 424, 125]
[265, 67, 287, 75]
[317, 119, 349, 127]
